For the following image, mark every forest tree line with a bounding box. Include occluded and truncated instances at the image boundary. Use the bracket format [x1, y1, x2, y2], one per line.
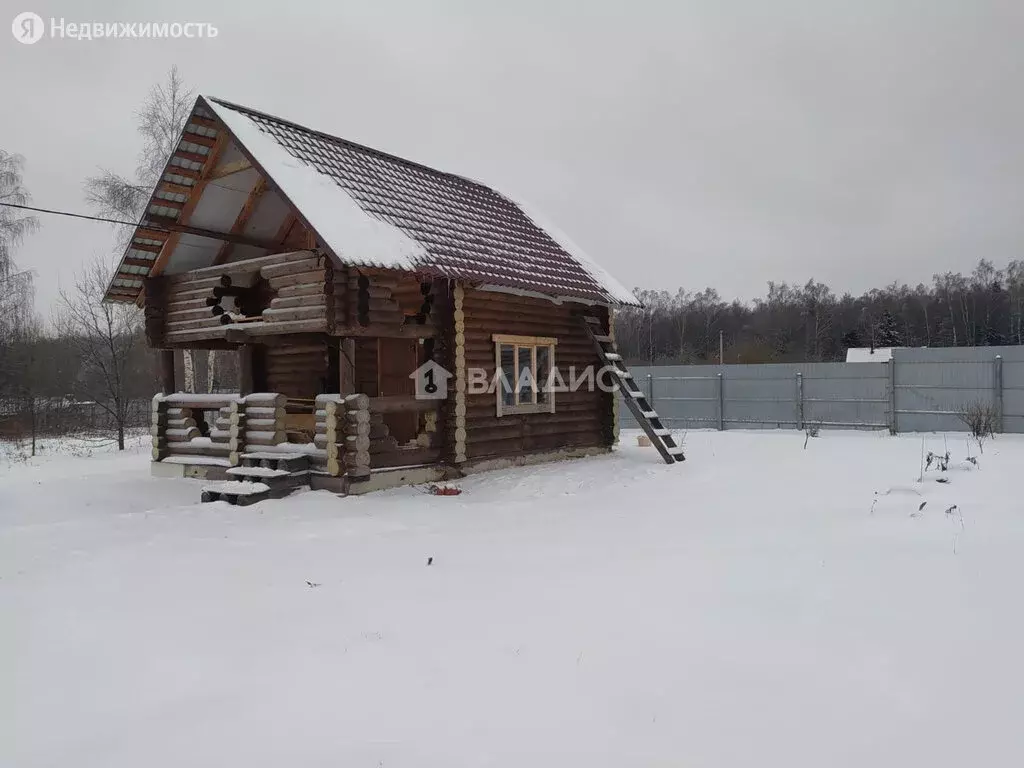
[613, 259, 1024, 365]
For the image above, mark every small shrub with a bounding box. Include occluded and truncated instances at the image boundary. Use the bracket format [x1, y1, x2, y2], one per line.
[956, 402, 997, 453]
[802, 421, 822, 449]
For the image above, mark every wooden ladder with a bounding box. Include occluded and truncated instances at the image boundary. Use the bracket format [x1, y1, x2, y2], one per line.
[581, 315, 685, 464]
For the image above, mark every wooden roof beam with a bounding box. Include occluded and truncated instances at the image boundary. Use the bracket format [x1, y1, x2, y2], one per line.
[143, 215, 281, 251]
[213, 177, 268, 265]
[209, 159, 252, 180]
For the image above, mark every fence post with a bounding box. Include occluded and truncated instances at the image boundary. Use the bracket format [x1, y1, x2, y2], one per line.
[795, 372, 804, 431]
[646, 373, 655, 410]
[886, 359, 897, 435]
[717, 372, 725, 431]
[994, 355, 1004, 433]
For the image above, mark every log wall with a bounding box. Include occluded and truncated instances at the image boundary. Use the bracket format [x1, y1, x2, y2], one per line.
[153, 250, 336, 345]
[460, 287, 614, 460]
[341, 268, 436, 332]
[264, 341, 331, 399]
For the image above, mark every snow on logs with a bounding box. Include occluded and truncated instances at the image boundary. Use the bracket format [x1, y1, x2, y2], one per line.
[152, 393, 288, 465]
[315, 393, 374, 478]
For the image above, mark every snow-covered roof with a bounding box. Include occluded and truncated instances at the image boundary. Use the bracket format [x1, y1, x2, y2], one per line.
[845, 347, 895, 362]
[203, 96, 637, 305]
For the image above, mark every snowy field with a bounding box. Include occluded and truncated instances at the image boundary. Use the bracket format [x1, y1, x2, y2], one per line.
[3, 429, 1023, 766]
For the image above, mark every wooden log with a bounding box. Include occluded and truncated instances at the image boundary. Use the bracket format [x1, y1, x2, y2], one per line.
[244, 430, 287, 445]
[244, 406, 285, 419]
[166, 315, 225, 331]
[342, 409, 370, 425]
[175, 251, 314, 280]
[161, 426, 200, 441]
[234, 319, 327, 336]
[270, 343, 329, 357]
[343, 393, 370, 411]
[260, 256, 322, 279]
[243, 392, 287, 408]
[265, 269, 326, 289]
[371, 447, 442, 468]
[163, 442, 231, 457]
[165, 297, 212, 313]
[166, 307, 218, 322]
[239, 344, 255, 397]
[165, 274, 238, 289]
[367, 396, 442, 414]
[268, 294, 327, 311]
[262, 305, 327, 322]
[343, 450, 371, 468]
[278, 282, 326, 298]
[161, 394, 239, 408]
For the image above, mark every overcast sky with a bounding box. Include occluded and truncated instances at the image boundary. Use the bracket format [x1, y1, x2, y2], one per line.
[3, 0, 1023, 314]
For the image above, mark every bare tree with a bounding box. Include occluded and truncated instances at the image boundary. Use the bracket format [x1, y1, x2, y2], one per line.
[82, 67, 204, 397]
[0, 150, 38, 341]
[56, 257, 147, 450]
[83, 66, 193, 224]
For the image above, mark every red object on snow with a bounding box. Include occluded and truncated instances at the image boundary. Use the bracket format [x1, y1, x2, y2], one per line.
[426, 484, 462, 496]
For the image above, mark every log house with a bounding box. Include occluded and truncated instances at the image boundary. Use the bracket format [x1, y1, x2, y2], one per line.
[104, 95, 659, 498]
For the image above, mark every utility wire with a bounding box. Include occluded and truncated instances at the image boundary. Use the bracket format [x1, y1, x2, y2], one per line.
[0, 202, 150, 230]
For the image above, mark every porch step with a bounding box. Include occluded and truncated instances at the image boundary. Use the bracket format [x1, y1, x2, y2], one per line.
[200, 480, 272, 506]
[226, 465, 311, 492]
[239, 452, 311, 473]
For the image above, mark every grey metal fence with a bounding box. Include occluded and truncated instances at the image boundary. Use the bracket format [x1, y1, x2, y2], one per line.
[620, 346, 1024, 434]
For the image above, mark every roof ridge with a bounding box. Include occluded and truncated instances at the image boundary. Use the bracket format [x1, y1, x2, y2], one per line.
[201, 95, 490, 193]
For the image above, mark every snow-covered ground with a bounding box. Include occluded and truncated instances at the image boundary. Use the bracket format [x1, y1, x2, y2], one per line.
[3, 430, 1023, 766]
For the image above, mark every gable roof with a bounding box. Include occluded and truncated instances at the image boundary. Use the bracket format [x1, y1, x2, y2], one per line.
[103, 95, 638, 306]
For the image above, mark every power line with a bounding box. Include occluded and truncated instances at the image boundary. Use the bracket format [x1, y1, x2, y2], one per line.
[0, 202, 150, 230]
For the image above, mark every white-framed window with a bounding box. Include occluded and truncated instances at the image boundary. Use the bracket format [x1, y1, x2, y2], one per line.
[493, 334, 557, 416]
